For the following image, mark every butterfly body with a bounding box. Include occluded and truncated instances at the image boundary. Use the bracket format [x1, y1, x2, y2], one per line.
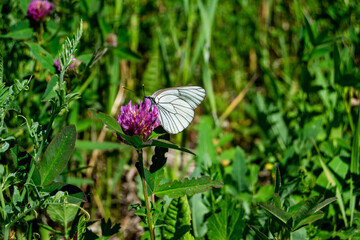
[145, 86, 206, 134]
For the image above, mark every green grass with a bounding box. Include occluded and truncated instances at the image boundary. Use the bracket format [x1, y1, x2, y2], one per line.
[1, 0, 360, 239]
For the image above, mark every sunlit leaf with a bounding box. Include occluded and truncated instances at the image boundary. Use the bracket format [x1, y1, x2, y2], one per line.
[162, 196, 194, 240]
[154, 176, 223, 198]
[207, 198, 245, 240]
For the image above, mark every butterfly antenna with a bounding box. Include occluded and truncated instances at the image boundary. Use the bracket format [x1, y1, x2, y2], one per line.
[122, 86, 136, 94]
[142, 84, 145, 98]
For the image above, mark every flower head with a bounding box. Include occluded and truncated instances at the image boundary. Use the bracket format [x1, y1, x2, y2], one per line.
[105, 33, 118, 47]
[118, 98, 160, 142]
[27, 0, 53, 22]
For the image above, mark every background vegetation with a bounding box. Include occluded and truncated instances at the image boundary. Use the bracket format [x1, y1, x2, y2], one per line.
[1, 0, 360, 239]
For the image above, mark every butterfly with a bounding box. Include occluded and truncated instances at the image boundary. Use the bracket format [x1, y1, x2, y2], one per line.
[145, 86, 206, 134]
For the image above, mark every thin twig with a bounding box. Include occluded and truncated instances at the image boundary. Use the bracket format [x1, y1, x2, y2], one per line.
[219, 72, 259, 123]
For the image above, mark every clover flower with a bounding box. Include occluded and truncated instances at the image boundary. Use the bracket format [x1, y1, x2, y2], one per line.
[105, 33, 118, 47]
[27, 0, 53, 22]
[118, 98, 160, 142]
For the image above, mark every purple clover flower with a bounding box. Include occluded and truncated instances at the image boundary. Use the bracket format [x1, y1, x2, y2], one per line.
[27, 0, 53, 22]
[118, 98, 160, 142]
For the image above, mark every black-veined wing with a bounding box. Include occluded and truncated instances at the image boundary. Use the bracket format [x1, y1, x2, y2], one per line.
[147, 86, 206, 134]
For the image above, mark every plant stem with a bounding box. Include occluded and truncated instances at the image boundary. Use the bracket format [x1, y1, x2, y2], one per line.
[21, 105, 58, 201]
[137, 149, 155, 240]
[0, 185, 7, 220]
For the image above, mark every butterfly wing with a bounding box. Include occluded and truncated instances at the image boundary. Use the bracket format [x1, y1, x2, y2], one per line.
[151, 86, 206, 134]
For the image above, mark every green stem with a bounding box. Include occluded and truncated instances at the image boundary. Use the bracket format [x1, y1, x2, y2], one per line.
[0, 185, 7, 220]
[21, 106, 58, 201]
[137, 149, 155, 240]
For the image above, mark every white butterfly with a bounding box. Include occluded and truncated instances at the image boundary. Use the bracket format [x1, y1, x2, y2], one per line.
[146, 86, 206, 134]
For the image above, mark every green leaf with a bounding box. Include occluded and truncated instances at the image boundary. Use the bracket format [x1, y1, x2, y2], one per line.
[274, 165, 281, 194]
[113, 47, 141, 61]
[75, 140, 125, 150]
[162, 196, 194, 240]
[288, 201, 306, 215]
[101, 218, 121, 238]
[254, 185, 274, 203]
[12, 186, 21, 211]
[42, 182, 86, 203]
[25, 42, 55, 73]
[292, 196, 336, 229]
[190, 194, 209, 238]
[350, 107, 360, 226]
[42, 75, 58, 101]
[207, 199, 245, 240]
[258, 202, 292, 226]
[89, 109, 134, 145]
[39, 125, 77, 186]
[0, 142, 10, 153]
[273, 193, 281, 209]
[232, 147, 248, 192]
[145, 168, 165, 196]
[216, 133, 234, 147]
[154, 176, 223, 198]
[76, 53, 93, 65]
[290, 227, 307, 240]
[247, 225, 269, 240]
[196, 116, 218, 167]
[293, 211, 324, 231]
[47, 203, 79, 226]
[0, 28, 33, 40]
[69, 214, 87, 240]
[38, 223, 64, 235]
[143, 139, 195, 155]
[334, 43, 341, 84]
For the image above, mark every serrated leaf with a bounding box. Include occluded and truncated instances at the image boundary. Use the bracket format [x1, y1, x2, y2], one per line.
[207, 199, 245, 240]
[258, 202, 292, 226]
[162, 196, 194, 240]
[39, 125, 77, 186]
[154, 176, 223, 198]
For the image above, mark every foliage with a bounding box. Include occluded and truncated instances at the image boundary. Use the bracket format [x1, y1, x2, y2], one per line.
[1, 0, 360, 239]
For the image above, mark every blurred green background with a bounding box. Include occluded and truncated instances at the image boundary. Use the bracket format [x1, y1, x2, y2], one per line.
[2, 0, 360, 238]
